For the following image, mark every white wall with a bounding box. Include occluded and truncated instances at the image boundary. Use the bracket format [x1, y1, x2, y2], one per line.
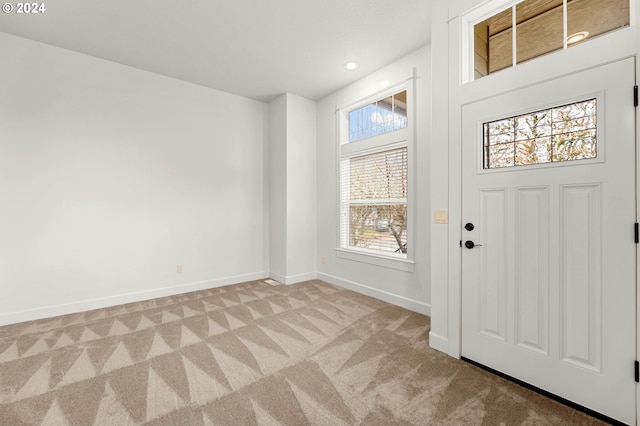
[269, 95, 287, 279]
[269, 93, 317, 284]
[0, 33, 270, 324]
[285, 94, 317, 281]
[428, 2, 452, 354]
[316, 46, 431, 314]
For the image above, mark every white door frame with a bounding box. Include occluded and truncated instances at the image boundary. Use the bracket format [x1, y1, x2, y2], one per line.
[635, 56, 640, 425]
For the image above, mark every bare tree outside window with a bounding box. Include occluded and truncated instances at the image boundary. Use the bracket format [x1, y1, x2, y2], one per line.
[347, 148, 407, 254]
[484, 98, 596, 169]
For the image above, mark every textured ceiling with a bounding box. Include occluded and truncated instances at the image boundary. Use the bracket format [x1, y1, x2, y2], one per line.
[0, 0, 432, 102]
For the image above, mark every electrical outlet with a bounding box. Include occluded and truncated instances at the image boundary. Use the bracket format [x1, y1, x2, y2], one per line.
[177, 264, 183, 273]
[321, 256, 326, 264]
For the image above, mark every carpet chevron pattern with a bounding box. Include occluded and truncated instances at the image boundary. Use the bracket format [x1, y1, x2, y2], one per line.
[0, 279, 603, 425]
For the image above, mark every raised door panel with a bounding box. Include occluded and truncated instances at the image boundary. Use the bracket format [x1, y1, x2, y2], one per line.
[515, 186, 550, 355]
[560, 184, 602, 372]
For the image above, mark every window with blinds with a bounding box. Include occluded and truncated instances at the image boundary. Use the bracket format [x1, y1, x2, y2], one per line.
[339, 89, 409, 258]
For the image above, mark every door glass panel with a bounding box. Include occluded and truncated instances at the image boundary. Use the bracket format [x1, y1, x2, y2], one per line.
[484, 98, 596, 169]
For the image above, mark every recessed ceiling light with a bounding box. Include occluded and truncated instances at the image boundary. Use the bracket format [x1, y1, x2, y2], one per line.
[381, 80, 390, 87]
[567, 31, 589, 45]
[343, 61, 359, 71]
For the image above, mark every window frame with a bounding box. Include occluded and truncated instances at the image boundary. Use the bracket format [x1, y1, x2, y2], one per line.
[336, 80, 416, 271]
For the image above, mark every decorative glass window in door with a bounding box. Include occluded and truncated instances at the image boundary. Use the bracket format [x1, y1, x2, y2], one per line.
[484, 98, 596, 169]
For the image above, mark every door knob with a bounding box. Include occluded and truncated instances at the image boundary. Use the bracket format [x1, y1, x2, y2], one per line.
[464, 223, 474, 231]
[465, 240, 483, 249]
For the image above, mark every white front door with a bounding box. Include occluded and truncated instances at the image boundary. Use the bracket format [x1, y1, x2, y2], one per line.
[461, 58, 636, 424]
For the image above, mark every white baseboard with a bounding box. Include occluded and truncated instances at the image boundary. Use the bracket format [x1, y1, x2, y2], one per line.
[268, 272, 286, 284]
[0, 271, 269, 326]
[269, 271, 318, 285]
[317, 272, 430, 316]
[284, 272, 318, 285]
[428, 331, 450, 355]
[1, 270, 432, 326]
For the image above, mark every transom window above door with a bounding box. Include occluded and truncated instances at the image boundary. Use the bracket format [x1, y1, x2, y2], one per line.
[471, 0, 630, 80]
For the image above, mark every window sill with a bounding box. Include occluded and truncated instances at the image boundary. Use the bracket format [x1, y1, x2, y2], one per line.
[335, 248, 415, 272]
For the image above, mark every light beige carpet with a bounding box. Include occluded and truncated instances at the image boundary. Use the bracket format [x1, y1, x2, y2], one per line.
[0, 279, 604, 425]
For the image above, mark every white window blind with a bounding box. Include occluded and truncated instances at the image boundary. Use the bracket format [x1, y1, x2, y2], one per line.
[340, 146, 408, 255]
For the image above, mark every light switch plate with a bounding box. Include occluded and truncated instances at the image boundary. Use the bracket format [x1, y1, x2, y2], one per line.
[434, 209, 448, 224]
